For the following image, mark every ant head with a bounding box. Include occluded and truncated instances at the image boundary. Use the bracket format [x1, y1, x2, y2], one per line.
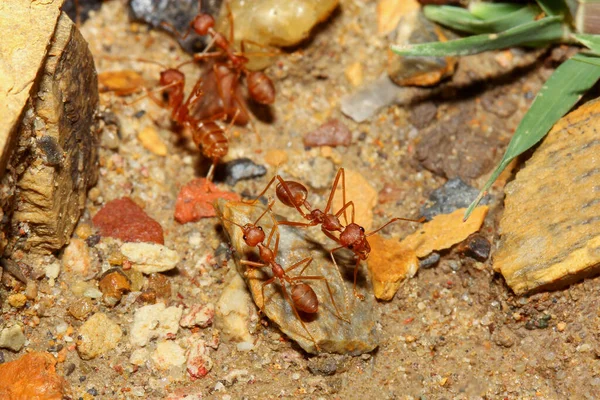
[191, 13, 214, 35]
[339, 223, 369, 258]
[241, 224, 265, 247]
[276, 181, 307, 208]
[246, 71, 275, 105]
[159, 69, 185, 87]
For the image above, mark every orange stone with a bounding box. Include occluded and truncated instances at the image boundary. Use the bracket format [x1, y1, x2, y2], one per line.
[0, 352, 67, 400]
[92, 197, 164, 244]
[175, 178, 240, 223]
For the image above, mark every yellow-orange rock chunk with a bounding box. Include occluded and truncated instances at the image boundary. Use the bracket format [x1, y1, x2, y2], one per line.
[367, 206, 488, 300]
[0, 352, 67, 400]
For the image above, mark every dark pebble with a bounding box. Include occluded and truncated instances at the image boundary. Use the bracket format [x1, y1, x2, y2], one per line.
[85, 234, 102, 248]
[460, 234, 491, 261]
[65, 363, 76, 376]
[133, 110, 146, 119]
[420, 178, 489, 220]
[37, 136, 64, 166]
[129, 0, 222, 54]
[79, 376, 87, 383]
[525, 314, 551, 330]
[87, 388, 98, 396]
[217, 158, 267, 186]
[419, 252, 440, 269]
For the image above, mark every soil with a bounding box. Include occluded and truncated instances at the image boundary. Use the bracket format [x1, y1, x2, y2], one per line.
[3, 1, 599, 399]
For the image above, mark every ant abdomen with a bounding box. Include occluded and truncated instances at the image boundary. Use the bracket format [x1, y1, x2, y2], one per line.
[246, 71, 275, 105]
[276, 181, 308, 208]
[291, 283, 319, 314]
[192, 121, 229, 160]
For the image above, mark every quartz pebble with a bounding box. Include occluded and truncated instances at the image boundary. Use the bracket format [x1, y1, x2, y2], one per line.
[215, 271, 257, 343]
[77, 313, 123, 360]
[180, 303, 215, 328]
[130, 303, 183, 347]
[220, 158, 267, 186]
[121, 242, 180, 274]
[151, 341, 187, 370]
[185, 334, 213, 379]
[0, 325, 26, 351]
[93, 197, 165, 244]
[62, 238, 92, 276]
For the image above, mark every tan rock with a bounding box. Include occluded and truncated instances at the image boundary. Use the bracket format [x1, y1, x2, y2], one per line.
[264, 149, 288, 166]
[495, 98, 600, 294]
[137, 125, 168, 156]
[367, 235, 418, 301]
[77, 312, 122, 360]
[344, 62, 364, 87]
[377, 0, 420, 36]
[1, 5, 99, 254]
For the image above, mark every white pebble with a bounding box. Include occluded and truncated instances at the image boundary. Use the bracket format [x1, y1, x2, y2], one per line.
[130, 303, 183, 347]
[121, 242, 180, 274]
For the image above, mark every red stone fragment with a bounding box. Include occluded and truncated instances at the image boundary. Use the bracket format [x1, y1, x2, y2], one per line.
[303, 119, 352, 148]
[0, 352, 67, 400]
[92, 197, 164, 244]
[174, 178, 240, 223]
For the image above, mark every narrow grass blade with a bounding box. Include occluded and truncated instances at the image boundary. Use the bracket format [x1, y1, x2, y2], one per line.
[391, 16, 566, 57]
[469, 2, 524, 19]
[573, 33, 600, 53]
[424, 4, 540, 35]
[464, 52, 600, 221]
[536, 0, 570, 16]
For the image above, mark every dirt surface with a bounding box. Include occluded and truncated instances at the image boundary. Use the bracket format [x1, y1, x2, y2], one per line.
[2, 1, 600, 399]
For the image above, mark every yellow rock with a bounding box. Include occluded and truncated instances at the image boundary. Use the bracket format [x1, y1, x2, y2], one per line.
[345, 62, 364, 87]
[137, 126, 168, 156]
[98, 70, 145, 96]
[8, 293, 27, 308]
[377, 0, 420, 36]
[495, 98, 600, 294]
[367, 235, 418, 301]
[403, 206, 488, 258]
[366, 207, 487, 300]
[264, 149, 288, 167]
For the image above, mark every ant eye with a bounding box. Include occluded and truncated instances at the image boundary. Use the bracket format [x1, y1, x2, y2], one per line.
[243, 235, 247, 240]
[259, 227, 263, 231]
[360, 227, 365, 232]
[348, 244, 354, 249]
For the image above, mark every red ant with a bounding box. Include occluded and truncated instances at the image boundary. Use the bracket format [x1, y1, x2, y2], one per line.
[112, 58, 235, 181]
[220, 201, 349, 351]
[248, 168, 424, 300]
[162, 1, 276, 125]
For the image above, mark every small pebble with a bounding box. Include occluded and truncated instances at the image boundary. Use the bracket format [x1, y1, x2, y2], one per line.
[186, 334, 213, 379]
[219, 158, 267, 186]
[215, 272, 256, 343]
[344, 62, 363, 87]
[556, 322, 566, 332]
[151, 341, 187, 370]
[460, 234, 491, 262]
[145, 273, 172, 301]
[62, 238, 92, 276]
[303, 119, 352, 148]
[7, 293, 27, 308]
[419, 252, 440, 269]
[121, 242, 180, 274]
[130, 303, 183, 347]
[92, 197, 165, 245]
[180, 303, 215, 328]
[420, 178, 488, 220]
[174, 178, 241, 222]
[137, 126, 168, 156]
[264, 149, 288, 166]
[0, 325, 26, 351]
[77, 313, 123, 360]
[68, 298, 94, 320]
[98, 269, 131, 306]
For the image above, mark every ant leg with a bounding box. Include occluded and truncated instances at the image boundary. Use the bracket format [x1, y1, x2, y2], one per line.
[365, 216, 426, 237]
[160, 21, 193, 41]
[259, 276, 276, 313]
[277, 220, 318, 228]
[334, 201, 356, 225]
[243, 175, 279, 205]
[283, 257, 313, 275]
[193, 51, 225, 62]
[280, 280, 320, 352]
[328, 244, 364, 301]
[323, 169, 348, 227]
[226, 1, 235, 44]
[294, 275, 350, 323]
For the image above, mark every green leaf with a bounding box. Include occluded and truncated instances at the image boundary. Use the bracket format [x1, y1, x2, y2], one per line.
[536, 0, 569, 16]
[469, 2, 529, 19]
[573, 33, 600, 53]
[391, 16, 567, 57]
[424, 4, 540, 35]
[464, 52, 600, 221]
